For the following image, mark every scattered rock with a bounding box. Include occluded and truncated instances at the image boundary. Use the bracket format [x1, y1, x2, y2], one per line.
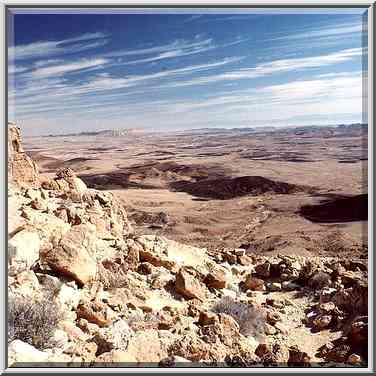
[76, 300, 117, 327]
[175, 267, 206, 300]
[244, 275, 265, 291]
[313, 314, 332, 330]
[204, 267, 227, 289]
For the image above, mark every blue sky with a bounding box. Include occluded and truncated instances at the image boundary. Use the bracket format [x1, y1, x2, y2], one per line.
[8, 9, 368, 136]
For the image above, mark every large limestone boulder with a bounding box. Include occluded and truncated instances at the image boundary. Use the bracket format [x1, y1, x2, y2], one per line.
[8, 230, 40, 273]
[40, 224, 97, 285]
[8, 340, 49, 366]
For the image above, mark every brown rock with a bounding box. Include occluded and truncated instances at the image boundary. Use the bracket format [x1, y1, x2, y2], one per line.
[121, 330, 167, 364]
[266, 310, 281, 326]
[64, 341, 97, 363]
[40, 223, 97, 285]
[325, 343, 351, 363]
[350, 316, 367, 346]
[198, 311, 218, 326]
[204, 267, 227, 289]
[125, 247, 139, 270]
[137, 262, 154, 275]
[308, 271, 332, 289]
[175, 267, 206, 300]
[244, 275, 265, 291]
[288, 345, 311, 366]
[223, 252, 237, 265]
[255, 262, 271, 278]
[76, 300, 117, 327]
[8, 126, 40, 187]
[313, 314, 332, 330]
[238, 255, 252, 266]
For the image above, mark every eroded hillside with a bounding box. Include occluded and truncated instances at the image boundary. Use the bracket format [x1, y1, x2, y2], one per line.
[8, 125, 368, 368]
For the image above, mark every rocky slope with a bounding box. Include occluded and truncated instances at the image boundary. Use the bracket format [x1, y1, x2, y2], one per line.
[7, 125, 368, 368]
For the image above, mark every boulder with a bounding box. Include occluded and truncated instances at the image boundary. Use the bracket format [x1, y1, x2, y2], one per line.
[175, 267, 206, 300]
[8, 126, 40, 187]
[204, 267, 227, 289]
[40, 224, 97, 285]
[76, 300, 117, 327]
[119, 330, 167, 364]
[8, 230, 40, 271]
[92, 320, 133, 355]
[8, 340, 49, 366]
[308, 271, 332, 289]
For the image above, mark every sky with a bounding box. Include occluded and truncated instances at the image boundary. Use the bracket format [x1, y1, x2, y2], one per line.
[7, 9, 368, 136]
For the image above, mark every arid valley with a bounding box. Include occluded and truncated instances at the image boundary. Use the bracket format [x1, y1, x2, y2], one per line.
[25, 125, 368, 257]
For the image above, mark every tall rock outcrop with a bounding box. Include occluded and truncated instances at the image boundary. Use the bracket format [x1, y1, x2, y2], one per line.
[8, 124, 39, 187]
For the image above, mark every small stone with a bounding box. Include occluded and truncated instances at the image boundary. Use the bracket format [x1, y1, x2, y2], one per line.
[264, 323, 277, 335]
[267, 310, 281, 325]
[204, 267, 227, 289]
[267, 282, 282, 292]
[255, 262, 271, 278]
[347, 353, 363, 365]
[282, 281, 301, 291]
[313, 314, 332, 330]
[198, 311, 218, 326]
[274, 322, 289, 334]
[244, 275, 265, 291]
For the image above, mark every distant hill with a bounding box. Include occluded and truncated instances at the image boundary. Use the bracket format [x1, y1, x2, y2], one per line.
[43, 128, 143, 138]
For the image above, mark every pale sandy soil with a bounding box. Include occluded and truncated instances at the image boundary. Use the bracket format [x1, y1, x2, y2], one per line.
[23, 129, 368, 257]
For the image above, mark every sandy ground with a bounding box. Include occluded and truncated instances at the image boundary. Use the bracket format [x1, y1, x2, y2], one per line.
[23, 128, 368, 257]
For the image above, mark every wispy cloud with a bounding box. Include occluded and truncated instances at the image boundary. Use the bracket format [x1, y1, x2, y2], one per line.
[8, 32, 109, 60]
[181, 14, 203, 23]
[8, 65, 28, 74]
[14, 70, 363, 133]
[105, 38, 214, 61]
[31, 58, 108, 78]
[159, 47, 363, 88]
[269, 21, 363, 42]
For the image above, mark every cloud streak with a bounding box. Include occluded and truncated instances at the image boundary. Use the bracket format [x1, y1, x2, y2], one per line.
[269, 21, 364, 42]
[159, 47, 363, 88]
[8, 32, 109, 60]
[31, 58, 108, 78]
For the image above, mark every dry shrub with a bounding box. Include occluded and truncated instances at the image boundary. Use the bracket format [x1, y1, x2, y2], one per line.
[310, 230, 350, 255]
[212, 296, 266, 339]
[8, 293, 62, 350]
[320, 231, 347, 253]
[126, 311, 161, 331]
[97, 263, 129, 290]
